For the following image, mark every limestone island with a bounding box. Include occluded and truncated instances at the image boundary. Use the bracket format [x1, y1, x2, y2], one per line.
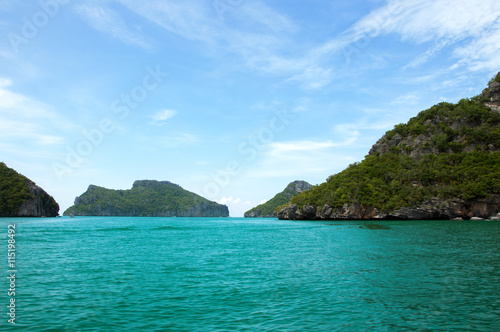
[0, 162, 59, 217]
[64, 180, 229, 217]
[277, 73, 500, 221]
[244, 180, 313, 218]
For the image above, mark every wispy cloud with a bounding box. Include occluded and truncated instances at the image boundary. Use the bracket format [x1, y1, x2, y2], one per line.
[343, 0, 500, 70]
[84, 0, 334, 89]
[76, 0, 500, 92]
[453, 21, 500, 71]
[286, 66, 334, 90]
[0, 79, 68, 147]
[38, 135, 66, 145]
[133, 131, 199, 150]
[391, 93, 420, 105]
[149, 109, 178, 126]
[158, 133, 200, 148]
[231, 1, 298, 34]
[117, 0, 216, 44]
[243, 136, 360, 180]
[219, 196, 240, 205]
[267, 140, 351, 155]
[75, 3, 155, 51]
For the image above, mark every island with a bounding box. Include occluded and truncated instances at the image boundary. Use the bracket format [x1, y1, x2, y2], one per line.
[244, 180, 313, 218]
[63, 180, 229, 217]
[0, 162, 59, 217]
[277, 73, 500, 221]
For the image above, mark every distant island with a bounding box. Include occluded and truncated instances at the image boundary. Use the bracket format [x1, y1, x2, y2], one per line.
[277, 73, 500, 221]
[63, 180, 229, 217]
[0, 162, 59, 217]
[244, 180, 313, 218]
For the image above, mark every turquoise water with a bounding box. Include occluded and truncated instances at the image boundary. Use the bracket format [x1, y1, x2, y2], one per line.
[2, 217, 500, 331]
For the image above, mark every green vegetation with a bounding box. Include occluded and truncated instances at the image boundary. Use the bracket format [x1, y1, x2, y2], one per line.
[382, 98, 500, 153]
[476, 71, 500, 102]
[286, 82, 500, 213]
[244, 181, 313, 217]
[64, 180, 228, 217]
[290, 152, 500, 211]
[0, 162, 34, 215]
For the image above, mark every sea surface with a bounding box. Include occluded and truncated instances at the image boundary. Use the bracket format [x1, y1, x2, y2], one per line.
[1, 217, 499, 331]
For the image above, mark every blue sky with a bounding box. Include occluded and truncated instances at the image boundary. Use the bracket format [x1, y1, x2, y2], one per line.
[1, 0, 499, 216]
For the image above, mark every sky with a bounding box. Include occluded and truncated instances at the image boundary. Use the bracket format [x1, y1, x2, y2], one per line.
[0, 0, 499, 217]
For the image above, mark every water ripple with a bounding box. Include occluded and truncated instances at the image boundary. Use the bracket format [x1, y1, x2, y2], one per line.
[9, 217, 500, 331]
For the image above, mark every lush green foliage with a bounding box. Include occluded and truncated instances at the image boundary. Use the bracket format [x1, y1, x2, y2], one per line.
[288, 88, 500, 212]
[245, 183, 311, 217]
[290, 152, 500, 211]
[383, 99, 500, 153]
[0, 162, 34, 215]
[64, 180, 227, 216]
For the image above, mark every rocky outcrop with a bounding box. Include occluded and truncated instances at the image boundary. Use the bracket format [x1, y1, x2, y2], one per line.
[244, 180, 313, 218]
[16, 183, 60, 217]
[369, 73, 500, 158]
[245, 209, 262, 218]
[483, 74, 500, 112]
[278, 195, 500, 221]
[285, 180, 314, 194]
[0, 162, 59, 217]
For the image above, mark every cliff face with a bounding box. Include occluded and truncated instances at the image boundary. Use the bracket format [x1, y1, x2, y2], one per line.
[16, 183, 60, 217]
[0, 162, 59, 217]
[64, 180, 229, 217]
[277, 196, 500, 221]
[244, 180, 313, 218]
[277, 73, 500, 221]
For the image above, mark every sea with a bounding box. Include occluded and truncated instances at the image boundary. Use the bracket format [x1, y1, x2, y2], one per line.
[1, 217, 499, 331]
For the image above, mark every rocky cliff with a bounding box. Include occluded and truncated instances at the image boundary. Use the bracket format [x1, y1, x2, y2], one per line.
[277, 196, 500, 221]
[0, 162, 59, 217]
[277, 73, 500, 221]
[244, 180, 313, 218]
[64, 180, 229, 217]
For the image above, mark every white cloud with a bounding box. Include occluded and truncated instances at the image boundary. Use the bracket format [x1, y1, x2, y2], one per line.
[90, 0, 332, 90]
[0, 78, 11, 87]
[219, 196, 233, 204]
[286, 66, 334, 90]
[243, 137, 359, 180]
[391, 93, 420, 105]
[117, 0, 215, 44]
[75, 3, 155, 50]
[453, 22, 500, 71]
[218, 196, 246, 216]
[149, 109, 178, 125]
[38, 135, 66, 145]
[0, 80, 69, 145]
[344, 0, 500, 69]
[219, 196, 241, 205]
[158, 133, 200, 148]
[349, 0, 499, 42]
[267, 140, 343, 155]
[76, 0, 500, 93]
